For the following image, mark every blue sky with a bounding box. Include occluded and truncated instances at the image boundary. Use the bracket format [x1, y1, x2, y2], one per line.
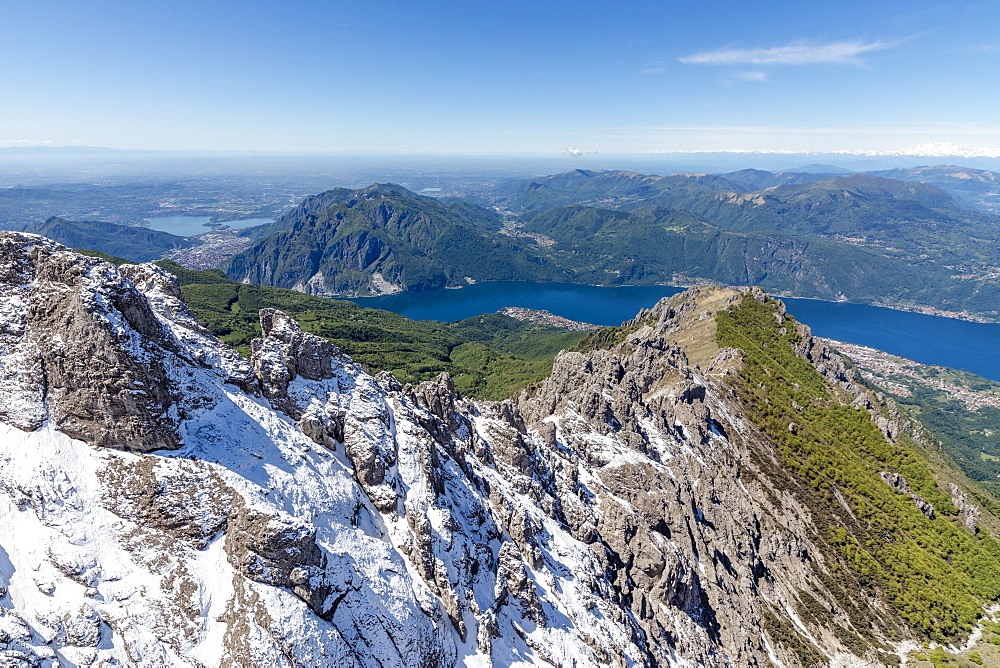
[2, 0, 999, 153]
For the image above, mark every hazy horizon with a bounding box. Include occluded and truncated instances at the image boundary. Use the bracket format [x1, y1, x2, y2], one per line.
[9, 147, 1000, 190]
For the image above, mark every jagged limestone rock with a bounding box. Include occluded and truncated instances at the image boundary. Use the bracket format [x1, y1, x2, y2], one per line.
[225, 503, 334, 619]
[949, 482, 981, 533]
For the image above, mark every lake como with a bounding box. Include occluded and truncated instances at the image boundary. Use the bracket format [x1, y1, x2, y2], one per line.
[350, 282, 1000, 382]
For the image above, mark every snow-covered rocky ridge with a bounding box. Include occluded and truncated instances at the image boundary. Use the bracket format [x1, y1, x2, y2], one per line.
[0, 232, 920, 666]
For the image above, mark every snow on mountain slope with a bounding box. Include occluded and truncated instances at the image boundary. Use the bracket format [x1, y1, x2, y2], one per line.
[0, 234, 451, 666]
[0, 232, 924, 666]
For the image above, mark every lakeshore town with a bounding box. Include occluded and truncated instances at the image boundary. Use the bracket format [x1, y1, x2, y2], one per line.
[498, 307, 600, 331]
[825, 338, 1000, 412]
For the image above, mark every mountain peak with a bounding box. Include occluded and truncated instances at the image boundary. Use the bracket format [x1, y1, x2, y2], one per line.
[358, 182, 422, 199]
[3, 236, 998, 665]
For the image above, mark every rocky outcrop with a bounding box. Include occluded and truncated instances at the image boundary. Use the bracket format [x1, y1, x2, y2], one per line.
[949, 483, 982, 534]
[0, 234, 179, 450]
[251, 307, 344, 415]
[226, 503, 334, 618]
[880, 472, 937, 519]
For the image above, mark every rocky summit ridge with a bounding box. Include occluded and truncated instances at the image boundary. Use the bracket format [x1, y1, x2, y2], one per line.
[0, 231, 993, 666]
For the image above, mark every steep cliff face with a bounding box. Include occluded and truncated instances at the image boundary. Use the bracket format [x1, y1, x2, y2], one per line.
[0, 232, 993, 666]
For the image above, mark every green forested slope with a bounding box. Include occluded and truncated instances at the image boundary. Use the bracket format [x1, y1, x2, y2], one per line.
[501, 171, 1000, 319]
[836, 349, 1000, 502]
[718, 295, 1000, 642]
[221, 183, 566, 295]
[519, 203, 1000, 316]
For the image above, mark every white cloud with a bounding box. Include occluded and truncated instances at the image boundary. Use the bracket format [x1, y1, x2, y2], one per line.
[732, 71, 768, 82]
[1, 139, 57, 146]
[565, 146, 583, 156]
[679, 39, 891, 66]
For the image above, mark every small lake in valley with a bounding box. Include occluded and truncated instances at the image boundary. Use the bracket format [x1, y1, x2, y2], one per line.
[145, 215, 273, 236]
[349, 282, 1000, 382]
[145, 215, 215, 236]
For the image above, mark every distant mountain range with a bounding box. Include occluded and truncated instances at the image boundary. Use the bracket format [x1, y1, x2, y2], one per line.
[214, 170, 1000, 321]
[865, 164, 1000, 213]
[843, 142, 1000, 158]
[5, 161, 998, 321]
[786, 163, 853, 174]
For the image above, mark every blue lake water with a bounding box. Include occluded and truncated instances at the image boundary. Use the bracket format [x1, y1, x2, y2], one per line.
[349, 282, 1000, 382]
[781, 297, 1000, 381]
[145, 215, 273, 235]
[350, 282, 686, 326]
[145, 215, 215, 236]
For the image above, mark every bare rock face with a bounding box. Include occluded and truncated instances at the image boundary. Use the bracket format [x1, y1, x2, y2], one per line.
[0, 234, 258, 453]
[250, 307, 353, 449]
[226, 503, 334, 618]
[406, 372, 465, 438]
[342, 385, 398, 506]
[504, 329, 788, 665]
[494, 542, 544, 624]
[880, 470, 910, 493]
[251, 308, 339, 413]
[0, 234, 180, 450]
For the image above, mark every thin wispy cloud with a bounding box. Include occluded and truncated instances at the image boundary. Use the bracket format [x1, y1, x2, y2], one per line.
[679, 39, 892, 66]
[732, 71, 768, 82]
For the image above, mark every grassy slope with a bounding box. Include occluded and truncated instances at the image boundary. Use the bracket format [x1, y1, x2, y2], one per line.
[717, 295, 1000, 643]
